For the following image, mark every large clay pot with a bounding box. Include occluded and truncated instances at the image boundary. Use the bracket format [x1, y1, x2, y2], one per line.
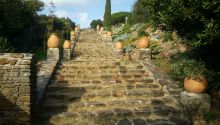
[63, 40, 71, 49]
[47, 34, 60, 48]
[75, 26, 80, 31]
[184, 77, 208, 94]
[107, 31, 112, 37]
[70, 31, 76, 36]
[96, 25, 100, 30]
[100, 27, 104, 31]
[115, 42, 123, 49]
[136, 36, 150, 49]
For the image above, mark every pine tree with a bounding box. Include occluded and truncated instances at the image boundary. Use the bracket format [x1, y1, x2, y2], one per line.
[104, 0, 111, 31]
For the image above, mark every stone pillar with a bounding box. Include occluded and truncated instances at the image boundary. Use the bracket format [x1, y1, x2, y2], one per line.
[139, 48, 151, 60]
[63, 49, 71, 60]
[0, 53, 36, 125]
[47, 48, 60, 61]
[180, 91, 211, 124]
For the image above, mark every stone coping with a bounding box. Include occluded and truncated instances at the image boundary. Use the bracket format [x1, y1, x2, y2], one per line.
[36, 60, 59, 108]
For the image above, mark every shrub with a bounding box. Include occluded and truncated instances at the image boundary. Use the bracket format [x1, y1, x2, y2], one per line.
[0, 37, 15, 52]
[170, 59, 206, 80]
[111, 12, 132, 25]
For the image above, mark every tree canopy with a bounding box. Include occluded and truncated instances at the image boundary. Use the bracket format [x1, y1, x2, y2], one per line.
[111, 12, 132, 25]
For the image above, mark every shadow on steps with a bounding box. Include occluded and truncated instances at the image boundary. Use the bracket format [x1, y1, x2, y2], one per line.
[33, 84, 87, 125]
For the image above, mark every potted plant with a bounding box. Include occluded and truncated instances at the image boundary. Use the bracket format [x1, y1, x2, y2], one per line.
[136, 31, 150, 49]
[171, 59, 208, 93]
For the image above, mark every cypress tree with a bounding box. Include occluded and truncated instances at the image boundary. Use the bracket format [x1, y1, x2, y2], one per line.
[104, 0, 111, 31]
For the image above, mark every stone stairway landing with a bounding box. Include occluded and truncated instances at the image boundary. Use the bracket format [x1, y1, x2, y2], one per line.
[37, 30, 190, 125]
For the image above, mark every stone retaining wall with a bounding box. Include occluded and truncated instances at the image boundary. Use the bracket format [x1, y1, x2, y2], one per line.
[0, 53, 36, 125]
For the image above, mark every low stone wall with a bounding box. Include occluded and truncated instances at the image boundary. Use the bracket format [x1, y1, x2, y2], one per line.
[0, 53, 36, 125]
[35, 60, 58, 116]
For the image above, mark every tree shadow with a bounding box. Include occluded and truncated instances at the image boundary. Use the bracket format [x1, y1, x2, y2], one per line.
[0, 92, 29, 125]
[34, 81, 87, 125]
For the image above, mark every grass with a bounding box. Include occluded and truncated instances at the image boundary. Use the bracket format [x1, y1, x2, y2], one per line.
[203, 111, 220, 124]
[33, 47, 47, 60]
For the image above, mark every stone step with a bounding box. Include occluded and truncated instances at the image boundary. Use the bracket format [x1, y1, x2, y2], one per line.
[49, 82, 160, 92]
[61, 78, 154, 85]
[38, 114, 190, 125]
[39, 105, 187, 125]
[45, 88, 165, 102]
[61, 75, 151, 81]
[43, 97, 176, 111]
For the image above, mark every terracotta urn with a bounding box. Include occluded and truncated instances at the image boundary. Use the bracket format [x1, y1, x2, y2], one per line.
[115, 42, 123, 49]
[70, 31, 76, 36]
[136, 36, 150, 49]
[107, 31, 112, 37]
[184, 77, 208, 94]
[63, 40, 71, 49]
[75, 26, 80, 32]
[96, 25, 100, 30]
[47, 34, 60, 48]
[100, 27, 104, 31]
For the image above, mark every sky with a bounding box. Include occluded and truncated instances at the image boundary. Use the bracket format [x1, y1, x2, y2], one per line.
[40, 0, 137, 28]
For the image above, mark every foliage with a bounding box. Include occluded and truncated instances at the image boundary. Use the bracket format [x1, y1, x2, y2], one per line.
[150, 41, 161, 59]
[170, 59, 206, 80]
[203, 111, 220, 123]
[133, 0, 220, 48]
[0, 0, 75, 52]
[32, 47, 47, 60]
[0, 37, 15, 52]
[0, 0, 44, 37]
[90, 19, 103, 30]
[111, 12, 132, 25]
[132, 0, 148, 23]
[206, 71, 220, 93]
[113, 33, 132, 43]
[133, 0, 220, 92]
[103, 0, 112, 31]
[162, 32, 174, 42]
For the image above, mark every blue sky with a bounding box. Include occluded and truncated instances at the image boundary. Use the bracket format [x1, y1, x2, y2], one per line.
[40, 0, 137, 28]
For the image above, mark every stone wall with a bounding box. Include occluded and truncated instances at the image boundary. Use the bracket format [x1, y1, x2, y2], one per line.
[0, 53, 36, 125]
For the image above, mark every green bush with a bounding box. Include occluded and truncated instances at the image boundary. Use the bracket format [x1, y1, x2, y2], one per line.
[111, 12, 132, 25]
[0, 37, 15, 52]
[162, 32, 174, 42]
[169, 59, 206, 80]
[90, 19, 103, 30]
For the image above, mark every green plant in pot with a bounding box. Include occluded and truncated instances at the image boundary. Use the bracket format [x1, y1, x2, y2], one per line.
[171, 59, 208, 93]
[136, 31, 150, 49]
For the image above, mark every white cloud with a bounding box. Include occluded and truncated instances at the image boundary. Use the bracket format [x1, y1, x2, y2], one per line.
[55, 10, 72, 18]
[74, 12, 91, 28]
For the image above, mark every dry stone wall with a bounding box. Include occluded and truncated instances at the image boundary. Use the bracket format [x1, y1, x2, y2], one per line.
[0, 53, 36, 125]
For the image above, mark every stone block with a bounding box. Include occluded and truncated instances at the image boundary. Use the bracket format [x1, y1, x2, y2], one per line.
[0, 58, 9, 65]
[47, 48, 60, 61]
[63, 49, 71, 60]
[139, 48, 151, 60]
[180, 91, 211, 115]
[10, 53, 24, 58]
[9, 59, 17, 65]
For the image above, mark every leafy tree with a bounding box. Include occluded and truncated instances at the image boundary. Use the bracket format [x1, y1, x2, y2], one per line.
[111, 12, 132, 25]
[90, 19, 103, 30]
[0, 0, 44, 52]
[103, 0, 112, 31]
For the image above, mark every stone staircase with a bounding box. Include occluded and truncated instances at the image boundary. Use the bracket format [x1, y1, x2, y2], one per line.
[37, 31, 191, 125]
